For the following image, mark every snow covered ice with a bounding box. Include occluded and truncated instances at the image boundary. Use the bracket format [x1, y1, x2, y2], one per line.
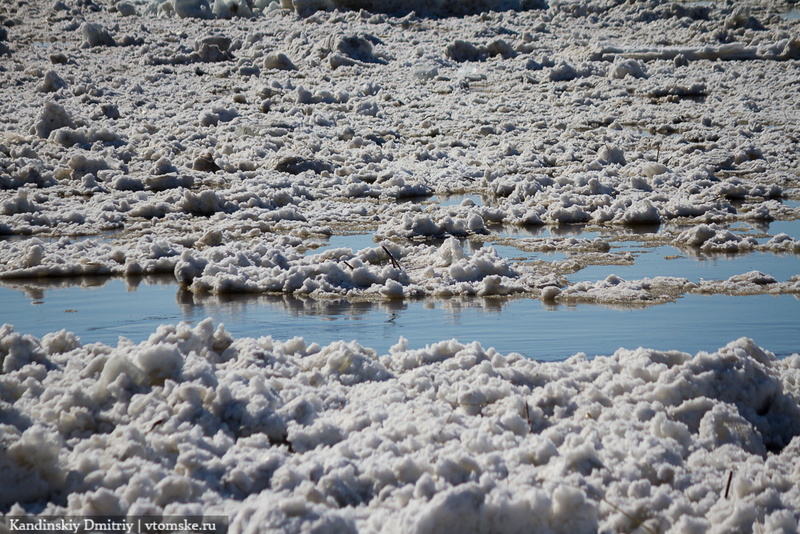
[2, 322, 800, 533]
[1, 0, 800, 531]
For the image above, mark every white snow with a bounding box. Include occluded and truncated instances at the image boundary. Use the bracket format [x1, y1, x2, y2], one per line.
[1, 321, 799, 533]
[1, 0, 799, 529]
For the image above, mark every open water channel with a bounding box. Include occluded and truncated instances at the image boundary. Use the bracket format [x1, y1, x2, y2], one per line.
[1, 205, 798, 360]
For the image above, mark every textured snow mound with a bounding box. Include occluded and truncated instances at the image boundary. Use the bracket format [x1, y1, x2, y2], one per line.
[2, 322, 799, 533]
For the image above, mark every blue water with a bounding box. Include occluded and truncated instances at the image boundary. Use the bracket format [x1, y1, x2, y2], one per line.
[305, 233, 378, 255]
[782, 7, 800, 20]
[571, 246, 800, 283]
[3, 211, 798, 361]
[1, 277, 797, 360]
[768, 219, 800, 238]
[434, 194, 486, 207]
[565, 216, 800, 283]
[489, 243, 566, 263]
[491, 223, 601, 239]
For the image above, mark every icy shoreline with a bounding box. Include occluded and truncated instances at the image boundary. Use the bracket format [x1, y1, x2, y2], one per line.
[1, 321, 800, 533]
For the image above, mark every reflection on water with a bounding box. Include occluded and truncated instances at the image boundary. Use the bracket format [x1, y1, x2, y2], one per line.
[768, 219, 800, 238]
[434, 194, 487, 207]
[3, 210, 798, 360]
[304, 233, 378, 255]
[571, 246, 800, 284]
[491, 223, 669, 241]
[487, 243, 567, 263]
[490, 223, 598, 239]
[1, 277, 798, 360]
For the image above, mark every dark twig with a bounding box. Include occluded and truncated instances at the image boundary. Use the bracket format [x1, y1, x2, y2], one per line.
[599, 495, 659, 534]
[437, 406, 455, 437]
[148, 416, 168, 432]
[524, 400, 532, 432]
[537, 478, 659, 534]
[724, 470, 733, 499]
[382, 245, 401, 269]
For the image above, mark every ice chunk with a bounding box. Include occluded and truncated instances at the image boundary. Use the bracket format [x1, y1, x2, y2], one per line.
[263, 52, 296, 70]
[36, 70, 67, 93]
[0, 425, 66, 507]
[81, 22, 116, 47]
[31, 101, 75, 138]
[608, 58, 647, 79]
[133, 342, 184, 385]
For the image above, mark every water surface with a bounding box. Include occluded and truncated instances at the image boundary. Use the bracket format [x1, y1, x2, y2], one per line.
[1, 277, 797, 360]
[570, 246, 800, 283]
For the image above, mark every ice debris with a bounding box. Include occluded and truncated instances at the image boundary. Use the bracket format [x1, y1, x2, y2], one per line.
[1, 323, 799, 533]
